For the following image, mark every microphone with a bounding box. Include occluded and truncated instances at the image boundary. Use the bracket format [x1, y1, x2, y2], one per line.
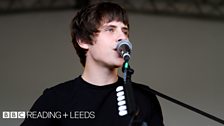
[116, 39, 132, 61]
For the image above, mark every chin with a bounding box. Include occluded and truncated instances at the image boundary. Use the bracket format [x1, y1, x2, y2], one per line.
[114, 61, 124, 68]
[109, 58, 124, 68]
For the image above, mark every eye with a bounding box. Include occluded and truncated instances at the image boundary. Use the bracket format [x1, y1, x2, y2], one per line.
[123, 30, 129, 36]
[123, 31, 128, 36]
[105, 27, 115, 32]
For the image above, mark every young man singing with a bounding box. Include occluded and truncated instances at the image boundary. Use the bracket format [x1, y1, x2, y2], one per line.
[21, 2, 164, 126]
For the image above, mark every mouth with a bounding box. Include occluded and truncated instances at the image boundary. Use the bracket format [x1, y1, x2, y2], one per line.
[114, 47, 118, 51]
[114, 50, 122, 58]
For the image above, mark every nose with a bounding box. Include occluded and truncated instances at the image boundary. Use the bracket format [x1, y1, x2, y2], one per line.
[117, 39, 122, 42]
[117, 32, 128, 43]
[115, 25, 129, 44]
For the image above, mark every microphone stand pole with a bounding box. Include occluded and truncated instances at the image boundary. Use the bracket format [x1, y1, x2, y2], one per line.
[122, 61, 147, 126]
[123, 61, 136, 116]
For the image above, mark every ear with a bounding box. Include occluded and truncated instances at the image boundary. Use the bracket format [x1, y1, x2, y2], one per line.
[77, 39, 89, 49]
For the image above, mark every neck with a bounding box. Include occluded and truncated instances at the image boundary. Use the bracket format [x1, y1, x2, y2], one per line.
[82, 63, 119, 86]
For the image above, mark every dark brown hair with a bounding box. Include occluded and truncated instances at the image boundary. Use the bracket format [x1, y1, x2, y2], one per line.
[71, 2, 129, 66]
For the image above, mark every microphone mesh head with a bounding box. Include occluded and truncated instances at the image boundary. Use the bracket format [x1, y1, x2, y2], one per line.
[116, 39, 132, 61]
[116, 39, 132, 53]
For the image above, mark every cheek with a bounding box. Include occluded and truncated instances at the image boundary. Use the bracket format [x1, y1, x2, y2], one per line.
[90, 37, 116, 58]
[89, 45, 105, 58]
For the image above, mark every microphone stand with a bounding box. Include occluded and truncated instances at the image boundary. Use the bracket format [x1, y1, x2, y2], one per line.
[122, 61, 148, 126]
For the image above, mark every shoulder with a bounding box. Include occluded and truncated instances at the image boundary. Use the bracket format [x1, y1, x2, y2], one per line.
[45, 77, 78, 94]
[131, 81, 161, 107]
[132, 82, 156, 97]
[35, 76, 82, 106]
[132, 82, 164, 124]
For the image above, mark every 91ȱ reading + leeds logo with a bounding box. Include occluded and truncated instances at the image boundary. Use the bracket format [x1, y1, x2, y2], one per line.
[2, 111, 95, 119]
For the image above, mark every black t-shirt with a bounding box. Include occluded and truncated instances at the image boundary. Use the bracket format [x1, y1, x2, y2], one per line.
[21, 76, 164, 126]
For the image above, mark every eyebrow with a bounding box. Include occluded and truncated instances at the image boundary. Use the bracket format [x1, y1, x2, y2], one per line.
[103, 24, 129, 30]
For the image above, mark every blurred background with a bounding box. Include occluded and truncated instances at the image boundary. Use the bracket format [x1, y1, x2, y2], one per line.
[0, 0, 224, 125]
